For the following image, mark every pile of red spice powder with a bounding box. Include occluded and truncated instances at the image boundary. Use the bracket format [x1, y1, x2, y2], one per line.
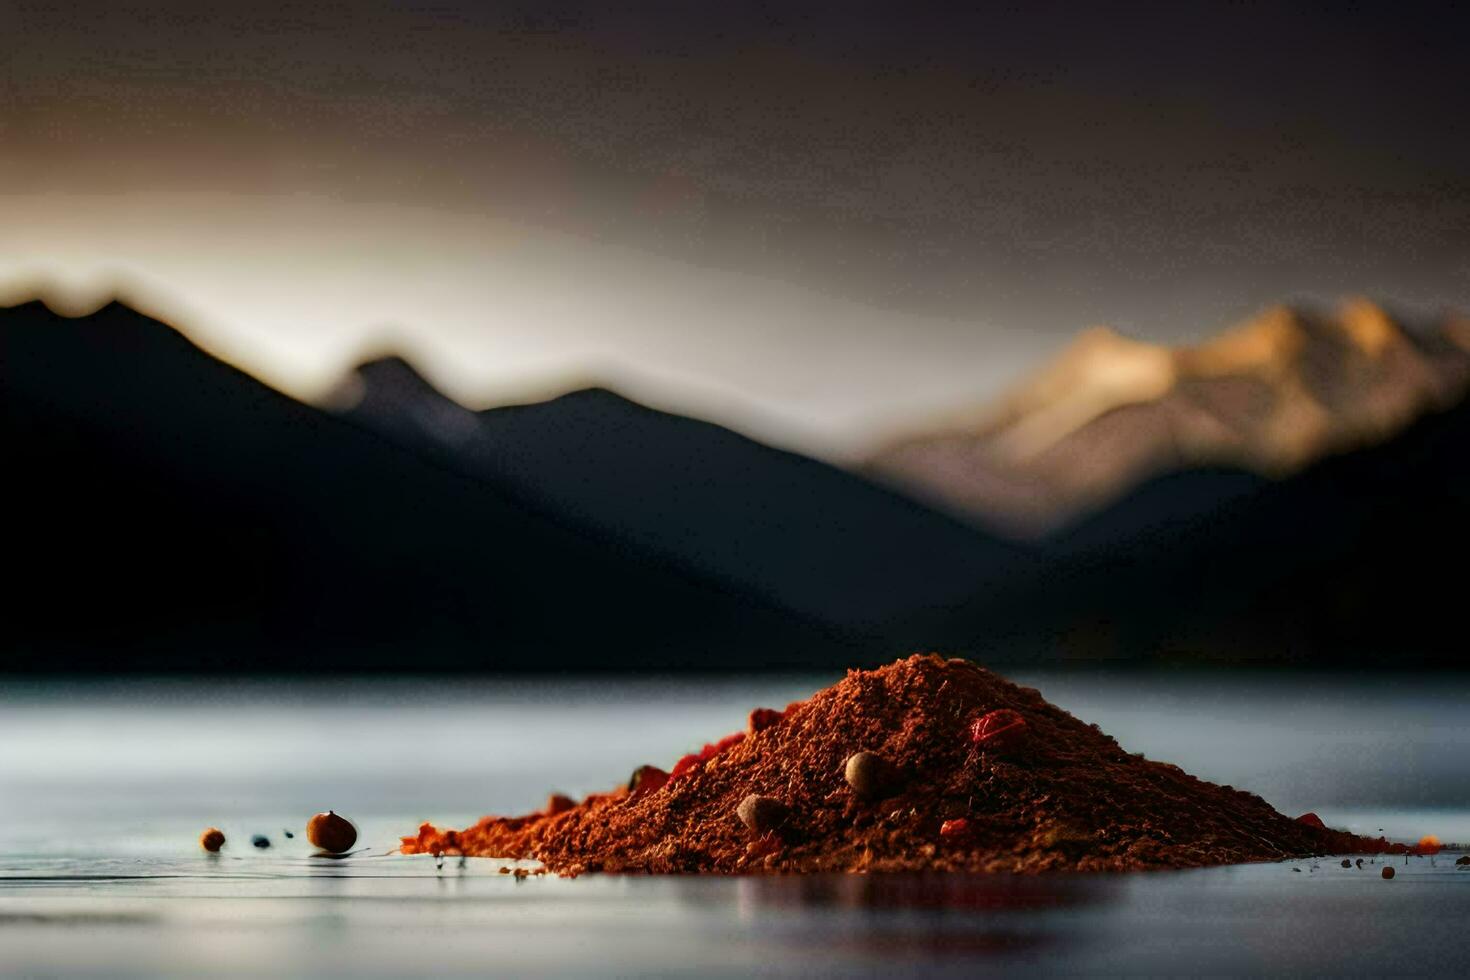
[400, 654, 1404, 875]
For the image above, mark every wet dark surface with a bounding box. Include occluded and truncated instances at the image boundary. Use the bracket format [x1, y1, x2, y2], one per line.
[2, 673, 1467, 977]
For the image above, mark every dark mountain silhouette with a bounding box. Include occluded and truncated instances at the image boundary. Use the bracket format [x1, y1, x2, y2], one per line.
[337, 343, 1470, 667]
[335, 356, 1033, 632]
[2, 300, 1043, 672]
[3, 300, 1467, 672]
[893, 393, 1470, 664]
[0, 300, 884, 671]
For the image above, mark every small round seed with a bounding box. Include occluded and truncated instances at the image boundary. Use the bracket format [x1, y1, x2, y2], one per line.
[736, 795, 789, 834]
[306, 811, 358, 854]
[844, 751, 899, 800]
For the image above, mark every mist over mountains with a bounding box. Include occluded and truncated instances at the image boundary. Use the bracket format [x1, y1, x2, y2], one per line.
[3, 299, 1467, 671]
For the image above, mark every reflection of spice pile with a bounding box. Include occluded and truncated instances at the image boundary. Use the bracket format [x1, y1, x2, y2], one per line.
[401, 655, 1403, 875]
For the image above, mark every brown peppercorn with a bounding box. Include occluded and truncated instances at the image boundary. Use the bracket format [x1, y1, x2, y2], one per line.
[1381, 865, 1395, 879]
[844, 751, 899, 800]
[306, 811, 358, 853]
[199, 827, 226, 852]
[736, 795, 789, 834]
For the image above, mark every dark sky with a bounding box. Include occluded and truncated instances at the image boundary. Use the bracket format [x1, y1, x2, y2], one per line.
[3, 1, 1467, 453]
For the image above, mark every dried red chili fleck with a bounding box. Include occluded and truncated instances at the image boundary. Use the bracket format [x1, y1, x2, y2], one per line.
[1295, 812, 1327, 830]
[400, 654, 1416, 875]
[748, 708, 784, 733]
[627, 765, 669, 797]
[939, 818, 972, 841]
[544, 793, 577, 816]
[969, 708, 1027, 751]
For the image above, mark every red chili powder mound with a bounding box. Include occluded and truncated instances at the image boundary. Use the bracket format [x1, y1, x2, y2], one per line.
[401, 654, 1405, 875]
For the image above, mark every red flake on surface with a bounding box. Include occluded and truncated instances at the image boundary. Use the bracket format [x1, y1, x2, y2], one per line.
[969, 708, 1027, 750]
[748, 708, 784, 733]
[544, 793, 577, 816]
[940, 818, 972, 841]
[628, 766, 669, 797]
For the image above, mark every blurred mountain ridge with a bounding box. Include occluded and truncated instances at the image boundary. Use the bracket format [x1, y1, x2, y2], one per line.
[3, 296, 1468, 671]
[0, 298, 891, 670]
[333, 348, 1030, 632]
[867, 300, 1470, 536]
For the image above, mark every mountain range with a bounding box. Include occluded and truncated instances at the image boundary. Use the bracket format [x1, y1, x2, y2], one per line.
[868, 300, 1470, 536]
[330, 356, 1029, 635]
[2, 297, 1466, 671]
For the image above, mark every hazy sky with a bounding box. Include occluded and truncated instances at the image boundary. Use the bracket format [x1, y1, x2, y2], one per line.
[3, 2, 1467, 455]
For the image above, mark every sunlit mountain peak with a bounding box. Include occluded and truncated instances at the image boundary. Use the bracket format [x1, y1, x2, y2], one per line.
[868, 301, 1470, 536]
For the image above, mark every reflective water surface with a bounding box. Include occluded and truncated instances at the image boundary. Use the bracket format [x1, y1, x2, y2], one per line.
[2, 672, 1467, 977]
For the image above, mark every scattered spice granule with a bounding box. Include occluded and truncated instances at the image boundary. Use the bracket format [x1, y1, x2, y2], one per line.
[939, 818, 971, 841]
[401, 654, 1410, 876]
[306, 811, 358, 854]
[1410, 835, 1442, 856]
